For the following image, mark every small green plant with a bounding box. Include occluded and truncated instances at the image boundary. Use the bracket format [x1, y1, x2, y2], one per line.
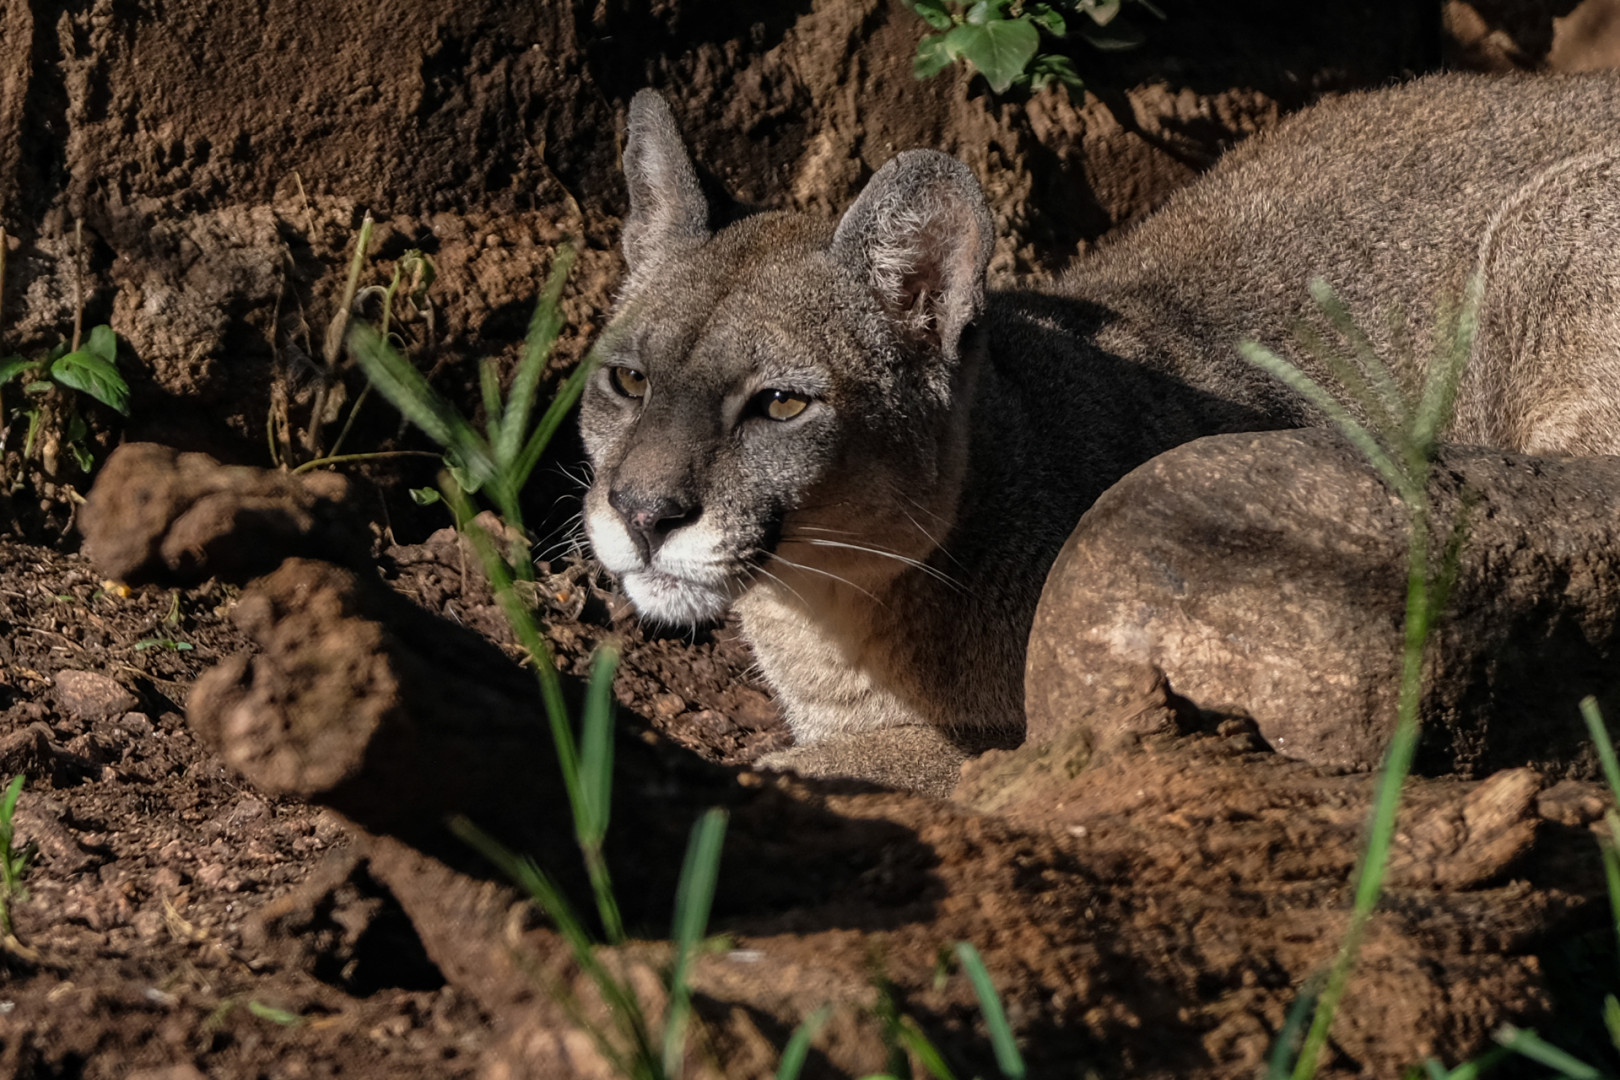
[0, 222, 129, 484]
[0, 774, 34, 940]
[0, 324, 129, 473]
[245, 999, 305, 1027]
[860, 942, 1029, 1080]
[348, 244, 592, 578]
[282, 212, 444, 474]
[367, 263, 1025, 1079]
[908, 0, 1162, 93]
[134, 637, 194, 652]
[1241, 276, 1481, 1080]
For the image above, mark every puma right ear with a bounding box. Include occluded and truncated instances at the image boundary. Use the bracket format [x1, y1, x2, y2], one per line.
[829, 150, 994, 358]
[621, 90, 710, 275]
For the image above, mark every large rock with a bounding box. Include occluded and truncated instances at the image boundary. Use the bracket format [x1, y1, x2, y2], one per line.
[1026, 429, 1620, 776]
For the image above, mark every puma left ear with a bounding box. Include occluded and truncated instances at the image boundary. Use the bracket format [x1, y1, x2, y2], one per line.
[621, 90, 710, 276]
[829, 150, 995, 356]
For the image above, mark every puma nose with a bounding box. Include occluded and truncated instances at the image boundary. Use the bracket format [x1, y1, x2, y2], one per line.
[608, 487, 699, 561]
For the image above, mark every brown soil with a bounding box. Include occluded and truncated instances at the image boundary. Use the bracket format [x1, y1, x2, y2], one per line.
[1, 0, 1618, 1077]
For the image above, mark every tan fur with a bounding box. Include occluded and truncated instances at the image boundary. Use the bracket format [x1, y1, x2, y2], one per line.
[580, 75, 1620, 797]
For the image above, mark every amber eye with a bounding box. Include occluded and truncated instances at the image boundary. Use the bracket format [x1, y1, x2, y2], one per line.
[753, 388, 810, 422]
[608, 366, 648, 399]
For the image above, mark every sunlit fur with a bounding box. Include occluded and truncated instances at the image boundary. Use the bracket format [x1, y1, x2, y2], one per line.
[582, 78, 1620, 796]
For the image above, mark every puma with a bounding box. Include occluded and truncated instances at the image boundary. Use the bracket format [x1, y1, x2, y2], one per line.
[579, 76, 1620, 797]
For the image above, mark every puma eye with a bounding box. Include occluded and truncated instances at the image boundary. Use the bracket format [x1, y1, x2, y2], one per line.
[752, 388, 811, 422]
[608, 366, 648, 399]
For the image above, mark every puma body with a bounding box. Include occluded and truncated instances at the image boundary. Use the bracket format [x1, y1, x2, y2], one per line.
[580, 75, 1620, 796]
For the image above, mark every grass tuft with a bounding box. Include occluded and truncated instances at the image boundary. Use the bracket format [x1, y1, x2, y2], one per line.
[1243, 275, 1480, 1080]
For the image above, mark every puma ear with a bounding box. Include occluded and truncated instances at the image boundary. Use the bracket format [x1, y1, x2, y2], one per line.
[621, 90, 710, 274]
[830, 150, 994, 356]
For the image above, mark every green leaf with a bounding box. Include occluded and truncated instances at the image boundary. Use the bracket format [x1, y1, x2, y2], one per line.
[578, 645, 620, 846]
[777, 1007, 833, 1080]
[914, 32, 955, 79]
[892, 1017, 958, 1080]
[0, 356, 37, 387]
[955, 942, 1026, 1079]
[348, 323, 498, 489]
[246, 1000, 304, 1027]
[1493, 1025, 1601, 1079]
[1028, 53, 1083, 91]
[944, 17, 1039, 93]
[408, 486, 442, 506]
[663, 808, 729, 1078]
[50, 350, 130, 414]
[1580, 697, 1620, 807]
[85, 324, 118, 364]
[0, 775, 25, 828]
[500, 244, 575, 469]
[910, 0, 953, 31]
[1027, 3, 1066, 34]
[964, 0, 1009, 25]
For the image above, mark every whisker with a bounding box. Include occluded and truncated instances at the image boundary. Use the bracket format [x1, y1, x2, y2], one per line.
[769, 551, 885, 606]
[780, 531, 959, 592]
[787, 524, 857, 536]
[789, 538, 964, 592]
[752, 564, 811, 610]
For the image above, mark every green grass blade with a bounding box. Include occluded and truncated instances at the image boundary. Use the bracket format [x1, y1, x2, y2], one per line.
[1266, 973, 1321, 1080]
[663, 808, 729, 1078]
[777, 1006, 832, 1080]
[1493, 1025, 1601, 1079]
[348, 324, 497, 486]
[894, 1016, 958, 1080]
[1295, 323, 1399, 443]
[1413, 273, 1480, 456]
[1581, 697, 1620, 804]
[954, 942, 1025, 1079]
[1308, 278, 1410, 436]
[480, 357, 505, 457]
[512, 341, 601, 495]
[1421, 1043, 1511, 1080]
[1238, 340, 1409, 495]
[579, 645, 620, 845]
[451, 816, 589, 949]
[1, 774, 24, 826]
[1426, 494, 1474, 617]
[1601, 816, 1620, 962]
[450, 815, 655, 1070]
[578, 644, 625, 946]
[445, 486, 584, 819]
[1604, 994, 1620, 1055]
[500, 244, 575, 467]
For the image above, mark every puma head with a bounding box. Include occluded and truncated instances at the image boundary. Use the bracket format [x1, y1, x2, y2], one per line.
[579, 90, 995, 625]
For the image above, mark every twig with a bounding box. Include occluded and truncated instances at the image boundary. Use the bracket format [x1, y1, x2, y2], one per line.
[71, 219, 84, 354]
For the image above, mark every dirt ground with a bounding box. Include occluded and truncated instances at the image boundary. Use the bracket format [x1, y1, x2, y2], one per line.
[2, 0, 1619, 1077]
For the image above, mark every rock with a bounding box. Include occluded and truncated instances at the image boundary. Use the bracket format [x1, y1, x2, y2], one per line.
[1026, 429, 1620, 776]
[53, 670, 138, 722]
[80, 442, 365, 585]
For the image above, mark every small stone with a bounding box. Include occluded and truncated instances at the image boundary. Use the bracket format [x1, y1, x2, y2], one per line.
[650, 693, 686, 718]
[117, 712, 154, 737]
[53, 671, 138, 722]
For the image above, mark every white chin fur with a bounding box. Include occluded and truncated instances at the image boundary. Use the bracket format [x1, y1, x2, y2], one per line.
[620, 569, 734, 626]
